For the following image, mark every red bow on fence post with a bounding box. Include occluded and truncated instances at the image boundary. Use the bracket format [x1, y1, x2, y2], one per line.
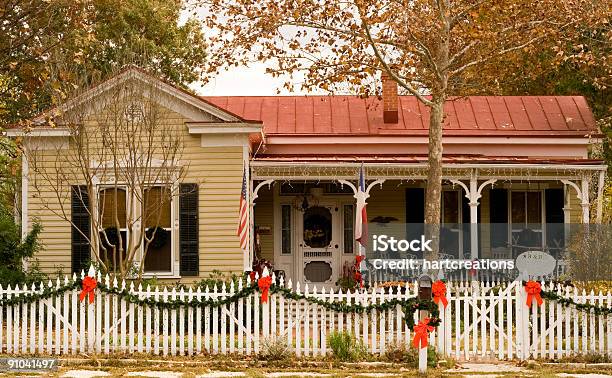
[525, 280, 543, 307]
[412, 317, 434, 349]
[258, 276, 272, 303]
[432, 280, 448, 308]
[79, 276, 97, 304]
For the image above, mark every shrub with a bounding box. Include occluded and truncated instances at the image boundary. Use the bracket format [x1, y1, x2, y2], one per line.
[567, 225, 612, 281]
[0, 204, 46, 286]
[384, 342, 438, 367]
[194, 270, 243, 291]
[327, 331, 367, 362]
[259, 337, 291, 362]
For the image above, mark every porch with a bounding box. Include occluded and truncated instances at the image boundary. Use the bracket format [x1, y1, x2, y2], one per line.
[250, 161, 606, 285]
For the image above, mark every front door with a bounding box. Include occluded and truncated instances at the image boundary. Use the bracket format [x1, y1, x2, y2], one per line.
[298, 201, 340, 286]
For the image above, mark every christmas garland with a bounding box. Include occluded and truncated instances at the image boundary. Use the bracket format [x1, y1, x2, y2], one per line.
[523, 281, 612, 316]
[0, 277, 440, 331]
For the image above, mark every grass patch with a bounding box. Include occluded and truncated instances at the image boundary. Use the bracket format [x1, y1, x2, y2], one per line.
[327, 331, 368, 362]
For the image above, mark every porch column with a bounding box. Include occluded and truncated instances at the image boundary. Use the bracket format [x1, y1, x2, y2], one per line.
[338, 178, 385, 265]
[581, 177, 590, 223]
[249, 179, 274, 271]
[562, 184, 571, 224]
[596, 170, 605, 223]
[469, 172, 478, 260]
[561, 178, 590, 224]
[450, 172, 497, 259]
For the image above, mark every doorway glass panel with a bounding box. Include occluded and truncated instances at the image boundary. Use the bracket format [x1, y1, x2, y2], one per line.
[303, 206, 332, 248]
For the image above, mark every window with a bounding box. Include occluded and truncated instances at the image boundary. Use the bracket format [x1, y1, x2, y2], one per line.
[440, 190, 461, 257]
[143, 186, 172, 272]
[98, 187, 128, 268]
[97, 185, 175, 274]
[442, 191, 460, 224]
[343, 204, 354, 254]
[510, 191, 543, 247]
[281, 204, 292, 254]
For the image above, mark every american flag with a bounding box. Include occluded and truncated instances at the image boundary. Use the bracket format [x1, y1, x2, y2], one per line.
[355, 164, 368, 247]
[237, 167, 249, 252]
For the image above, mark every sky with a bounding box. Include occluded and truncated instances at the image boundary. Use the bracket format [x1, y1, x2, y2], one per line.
[189, 63, 303, 96]
[183, 7, 320, 97]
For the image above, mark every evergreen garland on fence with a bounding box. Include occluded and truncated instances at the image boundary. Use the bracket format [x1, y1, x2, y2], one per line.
[0, 278, 441, 330]
[539, 289, 612, 317]
[1, 278, 609, 328]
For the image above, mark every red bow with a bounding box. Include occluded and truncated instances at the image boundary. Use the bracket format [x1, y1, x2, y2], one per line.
[354, 271, 363, 288]
[355, 255, 365, 266]
[432, 280, 448, 308]
[258, 276, 272, 303]
[79, 276, 97, 304]
[354, 255, 365, 288]
[412, 318, 434, 349]
[525, 280, 543, 307]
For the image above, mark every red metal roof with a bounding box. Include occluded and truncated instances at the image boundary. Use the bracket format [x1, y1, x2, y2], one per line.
[202, 95, 598, 137]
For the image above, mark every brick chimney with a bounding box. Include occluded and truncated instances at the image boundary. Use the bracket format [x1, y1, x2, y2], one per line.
[382, 73, 399, 123]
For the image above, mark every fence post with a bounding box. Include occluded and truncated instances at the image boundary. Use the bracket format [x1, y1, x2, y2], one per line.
[516, 281, 529, 360]
[417, 275, 433, 373]
[87, 266, 95, 353]
[262, 268, 270, 341]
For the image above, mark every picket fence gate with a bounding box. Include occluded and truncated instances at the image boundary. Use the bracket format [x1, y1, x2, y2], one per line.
[0, 268, 610, 360]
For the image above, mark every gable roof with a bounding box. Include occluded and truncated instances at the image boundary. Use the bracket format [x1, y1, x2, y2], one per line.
[203, 95, 598, 137]
[8, 66, 261, 129]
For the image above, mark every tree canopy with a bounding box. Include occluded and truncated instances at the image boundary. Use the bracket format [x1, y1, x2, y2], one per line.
[198, 0, 606, 256]
[1, 0, 207, 127]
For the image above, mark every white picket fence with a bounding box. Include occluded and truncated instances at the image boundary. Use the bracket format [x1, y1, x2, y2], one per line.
[0, 269, 610, 360]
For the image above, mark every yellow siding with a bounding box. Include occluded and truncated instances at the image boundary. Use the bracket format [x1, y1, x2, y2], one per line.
[28, 150, 73, 275]
[254, 187, 274, 262]
[368, 182, 409, 222]
[567, 191, 583, 223]
[26, 98, 246, 281]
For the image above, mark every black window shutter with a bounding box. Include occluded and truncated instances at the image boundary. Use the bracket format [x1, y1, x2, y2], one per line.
[545, 188, 565, 248]
[489, 188, 508, 248]
[179, 183, 199, 276]
[71, 185, 91, 274]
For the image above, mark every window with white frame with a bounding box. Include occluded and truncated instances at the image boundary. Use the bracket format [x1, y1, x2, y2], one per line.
[97, 185, 175, 274]
[343, 204, 354, 254]
[510, 190, 543, 247]
[98, 187, 128, 269]
[281, 204, 292, 255]
[440, 190, 462, 257]
[142, 186, 173, 272]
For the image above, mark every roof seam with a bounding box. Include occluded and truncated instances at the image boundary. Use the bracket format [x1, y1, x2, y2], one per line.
[536, 97, 553, 130]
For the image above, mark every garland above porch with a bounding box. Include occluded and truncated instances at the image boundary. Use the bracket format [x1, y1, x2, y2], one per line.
[251, 164, 603, 185]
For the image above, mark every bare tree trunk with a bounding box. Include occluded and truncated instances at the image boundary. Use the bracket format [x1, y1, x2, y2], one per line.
[424, 98, 444, 261]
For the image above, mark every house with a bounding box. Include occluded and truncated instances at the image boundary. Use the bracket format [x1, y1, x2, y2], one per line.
[7, 67, 605, 284]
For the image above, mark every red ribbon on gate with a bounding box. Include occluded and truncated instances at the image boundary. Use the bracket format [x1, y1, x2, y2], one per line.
[432, 280, 448, 308]
[79, 276, 97, 304]
[525, 280, 543, 307]
[258, 276, 272, 303]
[412, 317, 434, 349]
